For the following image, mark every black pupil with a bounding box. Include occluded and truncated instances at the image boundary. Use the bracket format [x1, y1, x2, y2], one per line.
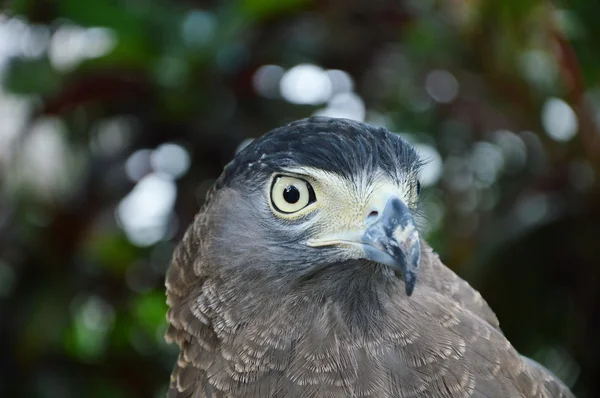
[283, 185, 300, 203]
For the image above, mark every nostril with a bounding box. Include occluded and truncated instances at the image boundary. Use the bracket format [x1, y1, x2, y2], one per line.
[367, 211, 379, 222]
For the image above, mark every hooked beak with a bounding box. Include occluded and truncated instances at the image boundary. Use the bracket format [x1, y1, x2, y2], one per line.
[361, 197, 420, 295]
[308, 197, 420, 296]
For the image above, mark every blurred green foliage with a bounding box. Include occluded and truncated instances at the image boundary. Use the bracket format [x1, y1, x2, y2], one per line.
[1, 0, 599, 397]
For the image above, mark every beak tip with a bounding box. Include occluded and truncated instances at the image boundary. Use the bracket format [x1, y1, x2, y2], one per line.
[403, 266, 418, 296]
[402, 251, 420, 296]
[401, 236, 420, 296]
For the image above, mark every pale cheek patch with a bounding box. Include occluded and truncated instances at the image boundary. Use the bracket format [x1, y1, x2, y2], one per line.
[271, 167, 416, 236]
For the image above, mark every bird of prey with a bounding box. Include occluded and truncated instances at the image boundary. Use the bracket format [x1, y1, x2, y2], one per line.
[165, 117, 573, 398]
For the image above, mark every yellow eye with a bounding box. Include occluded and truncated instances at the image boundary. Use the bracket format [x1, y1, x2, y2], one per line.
[270, 175, 316, 214]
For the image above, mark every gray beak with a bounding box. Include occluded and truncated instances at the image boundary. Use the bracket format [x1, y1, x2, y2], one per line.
[361, 197, 420, 296]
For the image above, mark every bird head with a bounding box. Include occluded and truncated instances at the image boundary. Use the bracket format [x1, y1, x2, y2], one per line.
[202, 117, 423, 296]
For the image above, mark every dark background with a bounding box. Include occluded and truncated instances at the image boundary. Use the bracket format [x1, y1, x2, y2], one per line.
[1, 0, 599, 397]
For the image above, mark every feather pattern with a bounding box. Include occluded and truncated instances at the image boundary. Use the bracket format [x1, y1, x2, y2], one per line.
[166, 231, 572, 398]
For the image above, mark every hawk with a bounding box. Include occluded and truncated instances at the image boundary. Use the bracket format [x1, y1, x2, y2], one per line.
[165, 117, 573, 398]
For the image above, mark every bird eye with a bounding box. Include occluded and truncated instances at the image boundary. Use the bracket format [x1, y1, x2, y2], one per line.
[270, 175, 316, 214]
[416, 181, 422, 195]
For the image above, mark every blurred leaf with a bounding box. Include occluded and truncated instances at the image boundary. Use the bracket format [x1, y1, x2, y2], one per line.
[3, 57, 61, 95]
[64, 318, 106, 361]
[86, 234, 140, 276]
[58, 0, 143, 32]
[80, 34, 155, 69]
[132, 291, 168, 335]
[238, 0, 312, 20]
[404, 21, 454, 60]
[90, 382, 129, 398]
[64, 295, 114, 362]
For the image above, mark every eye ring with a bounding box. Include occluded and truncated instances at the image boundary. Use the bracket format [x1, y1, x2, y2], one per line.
[270, 175, 316, 214]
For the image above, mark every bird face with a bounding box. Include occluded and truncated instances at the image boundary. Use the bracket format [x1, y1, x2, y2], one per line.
[206, 117, 423, 296]
[266, 168, 420, 295]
